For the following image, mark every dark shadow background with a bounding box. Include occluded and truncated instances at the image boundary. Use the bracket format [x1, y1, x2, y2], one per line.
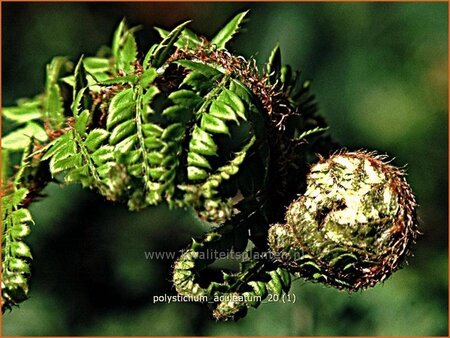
[2, 2, 448, 336]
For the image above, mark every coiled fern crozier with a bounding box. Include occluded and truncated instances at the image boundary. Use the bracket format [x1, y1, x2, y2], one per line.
[1, 12, 419, 320]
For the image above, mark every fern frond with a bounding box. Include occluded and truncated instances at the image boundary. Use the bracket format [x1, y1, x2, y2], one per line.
[1, 187, 34, 312]
[1, 11, 418, 322]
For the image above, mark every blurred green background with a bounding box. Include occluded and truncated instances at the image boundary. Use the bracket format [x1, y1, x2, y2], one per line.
[2, 2, 448, 336]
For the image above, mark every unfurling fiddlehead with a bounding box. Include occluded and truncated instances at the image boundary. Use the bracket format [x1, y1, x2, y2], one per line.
[268, 151, 418, 290]
[1, 11, 419, 319]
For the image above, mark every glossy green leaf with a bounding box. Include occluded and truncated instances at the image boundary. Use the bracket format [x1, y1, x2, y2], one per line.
[169, 89, 202, 108]
[187, 152, 212, 169]
[97, 163, 113, 177]
[161, 123, 185, 141]
[248, 281, 268, 299]
[211, 11, 248, 49]
[61, 75, 75, 87]
[46, 56, 71, 86]
[1, 149, 10, 188]
[143, 136, 164, 149]
[266, 43, 281, 83]
[44, 57, 70, 127]
[267, 270, 283, 296]
[50, 138, 77, 163]
[300, 261, 321, 271]
[106, 88, 135, 130]
[11, 241, 32, 259]
[64, 165, 89, 183]
[280, 65, 293, 86]
[112, 19, 127, 60]
[162, 105, 191, 121]
[155, 27, 201, 49]
[329, 253, 358, 267]
[91, 145, 115, 165]
[45, 84, 63, 121]
[128, 163, 143, 177]
[71, 87, 89, 117]
[73, 57, 88, 104]
[162, 168, 177, 186]
[75, 109, 90, 136]
[8, 188, 29, 207]
[162, 142, 181, 155]
[188, 166, 208, 181]
[2, 122, 48, 150]
[142, 86, 160, 107]
[146, 21, 191, 68]
[141, 68, 158, 87]
[142, 123, 164, 137]
[2, 100, 42, 123]
[109, 120, 136, 145]
[200, 114, 229, 135]
[182, 72, 212, 93]
[229, 79, 252, 105]
[160, 167, 176, 181]
[180, 27, 202, 46]
[220, 89, 246, 120]
[117, 31, 137, 73]
[148, 166, 166, 180]
[276, 267, 291, 292]
[11, 209, 33, 225]
[96, 75, 137, 86]
[10, 223, 31, 239]
[122, 149, 141, 164]
[147, 151, 164, 165]
[115, 134, 138, 154]
[294, 126, 329, 141]
[142, 44, 157, 69]
[8, 258, 30, 274]
[189, 138, 216, 156]
[50, 153, 82, 174]
[175, 60, 221, 78]
[85, 129, 110, 152]
[41, 133, 71, 161]
[209, 100, 237, 122]
[190, 126, 217, 155]
[83, 57, 110, 73]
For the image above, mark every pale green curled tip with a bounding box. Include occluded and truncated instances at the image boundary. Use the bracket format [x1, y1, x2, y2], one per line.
[172, 249, 208, 299]
[268, 150, 419, 290]
[212, 292, 247, 321]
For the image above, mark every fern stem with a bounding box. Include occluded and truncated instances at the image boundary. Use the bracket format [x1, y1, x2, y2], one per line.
[74, 131, 102, 185]
[134, 85, 153, 194]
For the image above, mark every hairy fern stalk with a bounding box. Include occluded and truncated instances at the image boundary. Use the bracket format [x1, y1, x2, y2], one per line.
[1, 12, 419, 320]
